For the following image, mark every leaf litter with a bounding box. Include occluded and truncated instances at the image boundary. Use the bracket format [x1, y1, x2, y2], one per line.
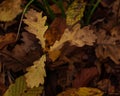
[0, 0, 120, 96]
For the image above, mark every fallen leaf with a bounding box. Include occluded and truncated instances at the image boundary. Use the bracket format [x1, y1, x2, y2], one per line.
[44, 17, 66, 48]
[66, 0, 86, 26]
[24, 9, 48, 48]
[3, 76, 43, 96]
[97, 79, 115, 93]
[0, 0, 22, 21]
[0, 33, 16, 49]
[57, 87, 104, 96]
[25, 55, 46, 88]
[50, 23, 97, 51]
[96, 26, 120, 64]
[72, 67, 99, 88]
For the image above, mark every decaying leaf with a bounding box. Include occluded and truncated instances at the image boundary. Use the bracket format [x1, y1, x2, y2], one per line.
[0, 0, 22, 21]
[44, 17, 66, 48]
[96, 26, 120, 64]
[25, 55, 46, 88]
[72, 67, 99, 88]
[0, 33, 16, 49]
[24, 9, 48, 48]
[97, 79, 115, 93]
[66, 0, 86, 26]
[57, 87, 104, 96]
[3, 76, 43, 96]
[50, 23, 97, 51]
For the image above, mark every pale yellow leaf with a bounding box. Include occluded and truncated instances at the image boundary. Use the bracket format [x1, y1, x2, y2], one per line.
[23, 9, 48, 48]
[0, 0, 22, 21]
[25, 55, 46, 88]
[50, 23, 97, 51]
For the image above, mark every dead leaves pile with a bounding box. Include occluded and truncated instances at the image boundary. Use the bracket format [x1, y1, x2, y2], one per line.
[0, 0, 120, 96]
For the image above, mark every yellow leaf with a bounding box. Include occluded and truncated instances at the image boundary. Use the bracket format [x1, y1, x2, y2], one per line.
[0, 0, 22, 21]
[57, 87, 104, 96]
[66, 0, 86, 26]
[23, 9, 48, 48]
[25, 55, 46, 88]
[50, 23, 97, 51]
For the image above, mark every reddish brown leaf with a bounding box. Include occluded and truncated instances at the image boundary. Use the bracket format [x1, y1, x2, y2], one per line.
[0, 33, 16, 49]
[44, 17, 66, 48]
[72, 67, 99, 88]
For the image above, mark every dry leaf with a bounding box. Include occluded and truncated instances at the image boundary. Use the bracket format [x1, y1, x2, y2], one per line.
[0, 0, 22, 21]
[57, 87, 104, 96]
[66, 0, 86, 26]
[0, 33, 16, 49]
[72, 67, 99, 88]
[25, 55, 46, 88]
[96, 26, 120, 64]
[97, 79, 115, 93]
[24, 9, 48, 48]
[50, 23, 97, 51]
[44, 17, 66, 48]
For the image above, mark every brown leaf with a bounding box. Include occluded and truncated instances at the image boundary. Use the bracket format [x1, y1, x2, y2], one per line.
[1, 32, 42, 72]
[0, 33, 16, 49]
[72, 67, 99, 88]
[50, 2, 67, 14]
[44, 17, 66, 48]
[96, 25, 120, 64]
[97, 79, 115, 93]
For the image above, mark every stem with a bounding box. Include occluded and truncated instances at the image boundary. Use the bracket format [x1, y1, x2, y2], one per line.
[16, 0, 34, 41]
[86, 0, 101, 25]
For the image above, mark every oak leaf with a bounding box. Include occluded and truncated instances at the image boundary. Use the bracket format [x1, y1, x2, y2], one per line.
[24, 9, 48, 48]
[0, 0, 22, 21]
[25, 55, 46, 88]
[50, 23, 97, 51]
